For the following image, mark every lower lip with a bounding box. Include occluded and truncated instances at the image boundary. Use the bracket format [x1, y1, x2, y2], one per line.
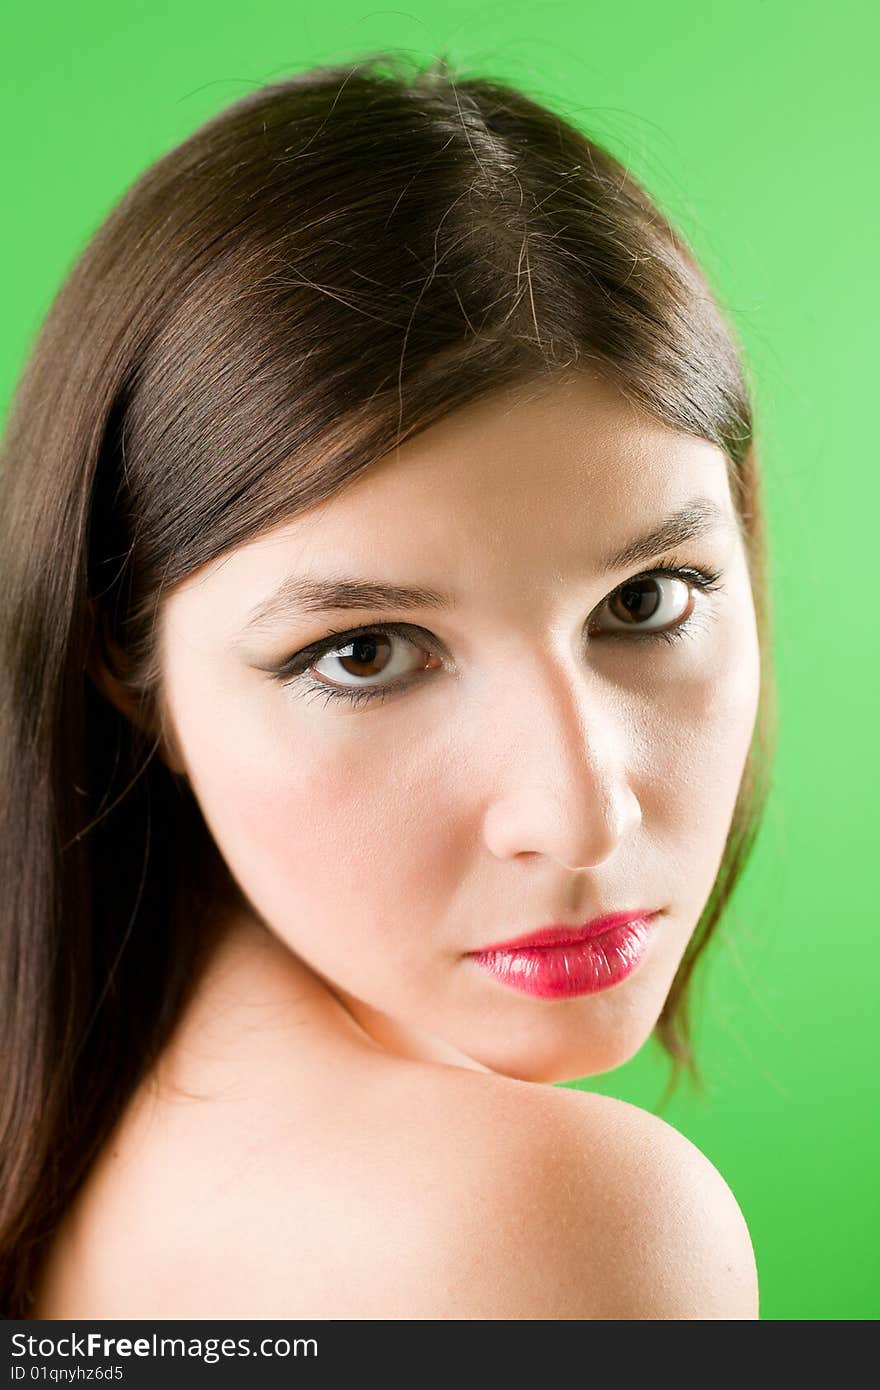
[467, 915, 658, 999]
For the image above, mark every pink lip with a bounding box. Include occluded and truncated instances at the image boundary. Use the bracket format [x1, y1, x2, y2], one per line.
[467, 911, 661, 1000]
[473, 910, 660, 953]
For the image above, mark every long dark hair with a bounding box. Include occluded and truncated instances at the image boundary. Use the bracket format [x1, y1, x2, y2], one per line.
[0, 51, 777, 1316]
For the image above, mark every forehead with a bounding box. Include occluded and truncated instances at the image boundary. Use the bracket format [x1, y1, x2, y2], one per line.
[166, 371, 734, 622]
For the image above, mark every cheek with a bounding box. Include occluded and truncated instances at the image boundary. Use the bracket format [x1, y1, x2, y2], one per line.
[180, 697, 454, 978]
[640, 598, 761, 893]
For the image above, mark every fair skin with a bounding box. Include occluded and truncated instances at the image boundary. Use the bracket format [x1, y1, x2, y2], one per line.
[157, 367, 760, 1084]
[33, 369, 761, 1317]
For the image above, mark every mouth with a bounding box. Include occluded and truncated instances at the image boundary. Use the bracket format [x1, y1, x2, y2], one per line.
[466, 911, 661, 1000]
[470, 909, 662, 954]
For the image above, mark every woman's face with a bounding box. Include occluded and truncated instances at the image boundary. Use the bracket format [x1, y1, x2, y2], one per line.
[157, 371, 761, 1083]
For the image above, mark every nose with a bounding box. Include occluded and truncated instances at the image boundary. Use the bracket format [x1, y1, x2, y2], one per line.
[480, 659, 642, 871]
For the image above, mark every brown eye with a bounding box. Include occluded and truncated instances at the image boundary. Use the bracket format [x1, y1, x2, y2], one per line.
[275, 562, 724, 711]
[310, 630, 438, 691]
[591, 572, 695, 638]
[328, 632, 394, 679]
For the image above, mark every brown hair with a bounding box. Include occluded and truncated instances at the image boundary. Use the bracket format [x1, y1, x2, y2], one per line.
[0, 51, 776, 1316]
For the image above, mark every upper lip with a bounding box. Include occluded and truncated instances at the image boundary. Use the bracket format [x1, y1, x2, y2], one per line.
[470, 910, 660, 953]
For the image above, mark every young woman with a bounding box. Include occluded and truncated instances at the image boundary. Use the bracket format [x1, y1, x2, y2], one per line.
[0, 52, 776, 1319]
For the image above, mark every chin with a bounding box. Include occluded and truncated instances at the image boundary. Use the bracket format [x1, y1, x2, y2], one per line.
[472, 1023, 655, 1086]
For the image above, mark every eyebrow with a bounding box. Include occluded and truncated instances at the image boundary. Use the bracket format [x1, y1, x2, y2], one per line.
[238, 496, 737, 638]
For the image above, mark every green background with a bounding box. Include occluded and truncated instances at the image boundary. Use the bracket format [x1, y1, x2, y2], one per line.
[3, 0, 877, 1321]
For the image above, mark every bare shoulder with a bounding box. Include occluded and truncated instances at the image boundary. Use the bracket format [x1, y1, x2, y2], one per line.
[517, 1080, 761, 1320]
[361, 1068, 760, 1320]
[33, 1060, 758, 1319]
[182, 1064, 757, 1319]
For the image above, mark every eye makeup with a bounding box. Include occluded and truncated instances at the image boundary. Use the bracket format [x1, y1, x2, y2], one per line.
[264, 558, 725, 710]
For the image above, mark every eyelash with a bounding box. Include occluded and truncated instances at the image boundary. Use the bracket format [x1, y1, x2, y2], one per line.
[269, 559, 725, 710]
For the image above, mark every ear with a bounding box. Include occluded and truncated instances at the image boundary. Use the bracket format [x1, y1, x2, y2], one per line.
[85, 600, 188, 778]
[84, 599, 141, 723]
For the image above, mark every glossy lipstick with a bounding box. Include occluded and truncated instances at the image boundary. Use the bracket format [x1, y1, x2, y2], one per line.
[467, 911, 660, 999]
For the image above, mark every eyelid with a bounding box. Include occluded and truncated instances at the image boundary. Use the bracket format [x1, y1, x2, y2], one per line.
[269, 557, 724, 688]
[597, 561, 721, 631]
[282, 619, 442, 671]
